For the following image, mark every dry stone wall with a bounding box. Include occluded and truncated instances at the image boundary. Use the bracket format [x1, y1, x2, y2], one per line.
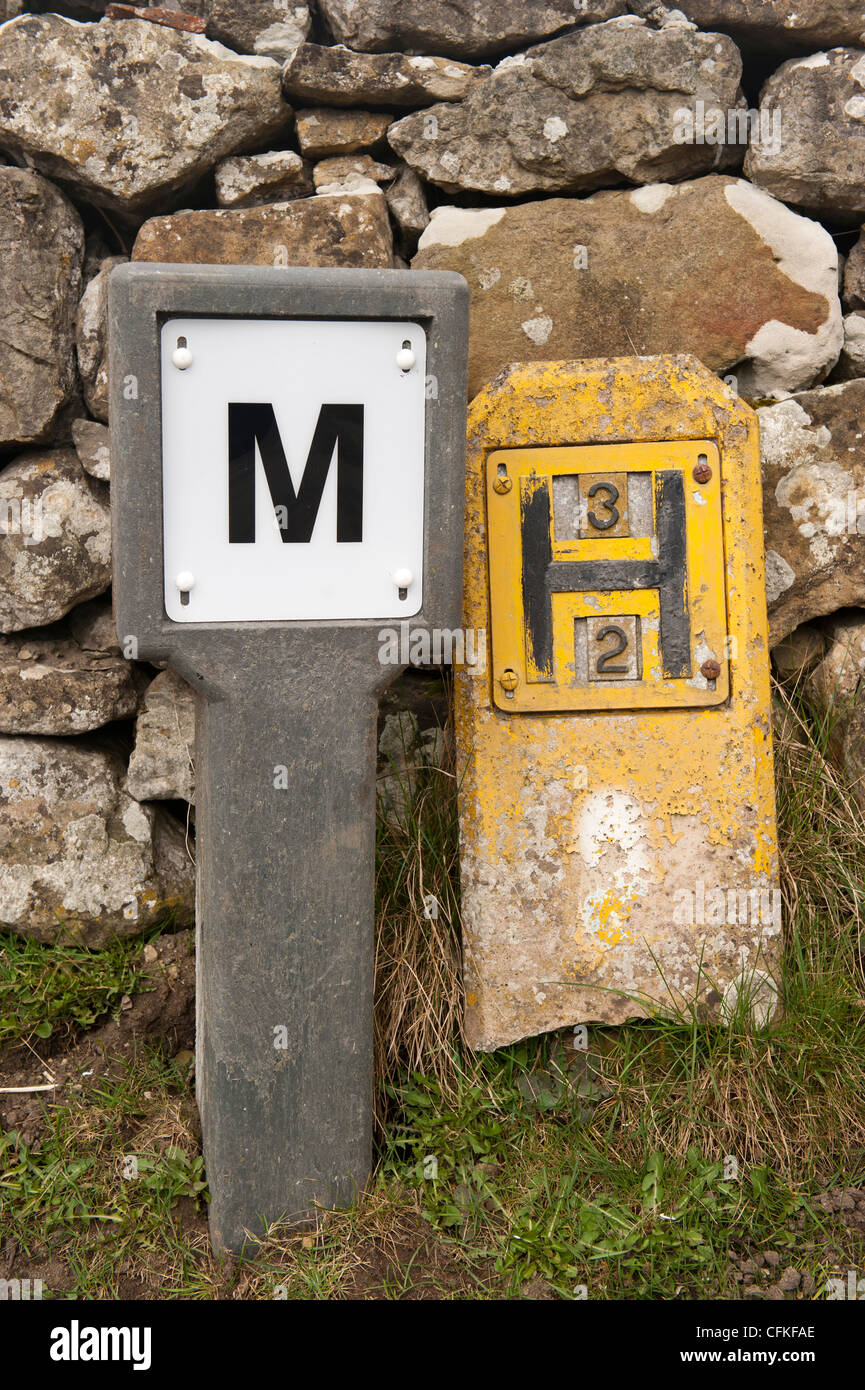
[0, 0, 863, 942]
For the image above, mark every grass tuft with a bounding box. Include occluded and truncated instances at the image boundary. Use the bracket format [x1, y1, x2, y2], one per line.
[373, 685, 467, 1122]
[0, 928, 156, 1047]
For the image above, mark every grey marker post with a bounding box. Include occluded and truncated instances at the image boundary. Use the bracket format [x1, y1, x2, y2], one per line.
[108, 264, 468, 1253]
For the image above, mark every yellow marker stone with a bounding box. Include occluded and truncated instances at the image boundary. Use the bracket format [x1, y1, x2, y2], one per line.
[456, 356, 779, 1050]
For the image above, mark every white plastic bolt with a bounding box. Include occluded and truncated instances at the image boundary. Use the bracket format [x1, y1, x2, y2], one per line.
[395, 345, 416, 372]
[393, 568, 413, 589]
[172, 345, 193, 370]
[175, 570, 196, 593]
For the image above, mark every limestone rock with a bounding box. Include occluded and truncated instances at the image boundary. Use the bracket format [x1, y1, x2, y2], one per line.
[282, 43, 489, 108]
[76, 257, 126, 425]
[835, 311, 865, 378]
[843, 227, 865, 308]
[71, 419, 111, 483]
[385, 164, 429, 256]
[295, 108, 392, 158]
[144, 2, 209, 20]
[0, 169, 83, 448]
[802, 611, 865, 811]
[16, 0, 114, 10]
[205, 0, 310, 60]
[744, 49, 865, 220]
[0, 15, 292, 216]
[804, 610, 865, 715]
[412, 176, 841, 400]
[0, 736, 193, 945]
[759, 380, 865, 642]
[0, 623, 138, 735]
[771, 623, 825, 680]
[132, 185, 393, 266]
[313, 155, 395, 190]
[127, 670, 196, 804]
[676, 1, 865, 50]
[0, 449, 112, 632]
[67, 597, 122, 655]
[214, 150, 314, 207]
[317, 0, 627, 60]
[389, 20, 745, 197]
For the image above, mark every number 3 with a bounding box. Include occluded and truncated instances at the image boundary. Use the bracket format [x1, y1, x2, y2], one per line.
[587, 481, 619, 531]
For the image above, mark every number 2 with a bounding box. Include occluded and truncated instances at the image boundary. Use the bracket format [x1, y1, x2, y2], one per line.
[595, 624, 629, 674]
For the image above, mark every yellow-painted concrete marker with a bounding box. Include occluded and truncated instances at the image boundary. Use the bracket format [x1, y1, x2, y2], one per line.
[456, 356, 779, 1050]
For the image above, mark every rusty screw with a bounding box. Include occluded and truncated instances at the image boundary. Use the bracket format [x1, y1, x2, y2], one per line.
[700, 659, 721, 681]
[493, 475, 512, 495]
[693, 460, 712, 484]
[499, 669, 519, 693]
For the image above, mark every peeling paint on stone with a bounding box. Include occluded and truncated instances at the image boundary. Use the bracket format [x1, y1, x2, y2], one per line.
[456, 356, 779, 1049]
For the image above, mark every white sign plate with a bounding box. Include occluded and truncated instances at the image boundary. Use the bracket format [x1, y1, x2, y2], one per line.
[160, 317, 426, 622]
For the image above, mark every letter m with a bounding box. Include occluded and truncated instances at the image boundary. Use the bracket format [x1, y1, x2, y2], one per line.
[228, 403, 363, 544]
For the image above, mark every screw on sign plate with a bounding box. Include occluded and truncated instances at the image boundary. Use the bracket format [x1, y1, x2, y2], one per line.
[499, 669, 519, 695]
[493, 463, 512, 494]
[701, 659, 721, 680]
[693, 457, 712, 484]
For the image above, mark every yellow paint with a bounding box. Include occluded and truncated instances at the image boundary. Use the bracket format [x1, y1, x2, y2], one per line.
[456, 356, 779, 1051]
